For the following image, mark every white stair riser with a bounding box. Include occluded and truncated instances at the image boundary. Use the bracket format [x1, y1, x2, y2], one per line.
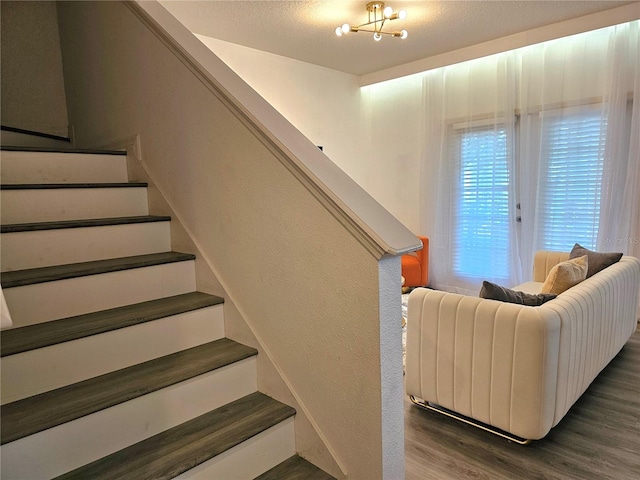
[3, 261, 196, 327]
[1, 222, 171, 272]
[176, 418, 296, 480]
[0, 359, 258, 480]
[1, 305, 224, 405]
[0, 151, 128, 184]
[0, 187, 149, 224]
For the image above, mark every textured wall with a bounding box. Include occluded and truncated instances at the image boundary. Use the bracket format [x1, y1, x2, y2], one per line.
[0, 1, 68, 137]
[194, 34, 424, 237]
[194, 35, 369, 190]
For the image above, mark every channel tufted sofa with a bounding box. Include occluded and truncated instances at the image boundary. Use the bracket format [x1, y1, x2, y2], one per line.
[405, 250, 640, 442]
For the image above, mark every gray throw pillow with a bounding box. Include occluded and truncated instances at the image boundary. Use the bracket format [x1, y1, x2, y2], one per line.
[479, 281, 557, 306]
[569, 243, 622, 278]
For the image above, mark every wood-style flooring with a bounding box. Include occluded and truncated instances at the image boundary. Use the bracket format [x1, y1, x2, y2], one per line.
[405, 328, 640, 480]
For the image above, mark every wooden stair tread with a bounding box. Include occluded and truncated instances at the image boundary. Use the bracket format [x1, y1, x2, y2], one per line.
[0, 292, 223, 357]
[255, 455, 337, 480]
[0, 182, 147, 190]
[1, 338, 257, 445]
[0, 251, 195, 288]
[1, 215, 171, 233]
[54, 392, 295, 480]
[1, 147, 304, 480]
[0, 146, 126, 155]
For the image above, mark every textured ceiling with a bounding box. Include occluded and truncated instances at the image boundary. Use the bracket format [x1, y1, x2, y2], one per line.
[160, 1, 638, 76]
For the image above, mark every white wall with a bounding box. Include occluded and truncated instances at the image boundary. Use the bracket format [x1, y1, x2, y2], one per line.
[196, 35, 423, 236]
[195, 36, 371, 190]
[0, 1, 68, 137]
[361, 75, 426, 235]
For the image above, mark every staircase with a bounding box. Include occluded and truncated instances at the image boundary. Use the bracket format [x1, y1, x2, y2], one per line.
[0, 147, 335, 479]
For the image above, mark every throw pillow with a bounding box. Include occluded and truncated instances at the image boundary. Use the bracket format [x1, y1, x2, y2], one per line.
[540, 255, 588, 295]
[569, 243, 622, 278]
[479, 281, 557, 306]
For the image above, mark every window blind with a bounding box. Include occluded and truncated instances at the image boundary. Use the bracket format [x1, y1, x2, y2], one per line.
[452, 126, 511, 280]
[537, 110, 607, 251]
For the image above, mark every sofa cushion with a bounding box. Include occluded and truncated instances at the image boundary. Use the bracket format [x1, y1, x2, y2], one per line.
[540, 255, 588, 295]
[479, 281, 557, 306]
[569, 243, 622, 278]
[511, 281, 544, 294]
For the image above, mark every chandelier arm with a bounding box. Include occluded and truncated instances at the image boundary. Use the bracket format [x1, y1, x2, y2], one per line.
[378, 17, 385, 33]
[356, 17, 396, 29]
[352, 28, 402, 36]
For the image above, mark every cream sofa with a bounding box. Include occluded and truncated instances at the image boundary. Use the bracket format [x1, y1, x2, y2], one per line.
[405, 251, 640, 442]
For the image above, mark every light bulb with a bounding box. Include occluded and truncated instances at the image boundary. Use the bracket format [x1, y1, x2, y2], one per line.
[341, 23, 351, 34]
[383, 6, 393, 18]
[335, 26, 343, 36]
[398, 10, 407, 20]
[373, 32, 382, 42]
[400, 29, 408, 39]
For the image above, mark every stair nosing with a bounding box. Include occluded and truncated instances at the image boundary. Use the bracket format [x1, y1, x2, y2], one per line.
[1, 338, 258, 445]
[0, 126, 71, 144]
[0, 252, 196, 289]
[0, 292, 224, 357]
[1, 215, 171, 233]
[0, 146, 126, 155]
[54, 392, 296, 480]
[0, 182, 147, 190]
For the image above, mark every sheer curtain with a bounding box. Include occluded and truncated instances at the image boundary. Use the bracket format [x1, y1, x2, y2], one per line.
[598, 21, 640, 259]
[422, 21, 640, 294]
[422, 52, 520, 294]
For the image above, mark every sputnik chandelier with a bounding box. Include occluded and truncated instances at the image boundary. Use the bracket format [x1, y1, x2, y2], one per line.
[335, 2, 407, 41]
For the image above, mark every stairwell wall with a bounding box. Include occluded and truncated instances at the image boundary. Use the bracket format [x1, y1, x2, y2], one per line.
[193, 35, 370, 193]
[56, 1, 407, 478]
[0, 1, 69, 138]
[191, 35, 424, 239]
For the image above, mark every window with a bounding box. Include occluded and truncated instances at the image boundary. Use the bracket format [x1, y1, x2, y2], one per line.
[421, 22, 638, 292]
[452, 125, 511, 280]
[537, 109, 607, 251]
[450, 108, 608, 282]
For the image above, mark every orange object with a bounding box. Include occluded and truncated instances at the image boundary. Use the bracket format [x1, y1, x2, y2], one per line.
[401, 236, 429, 287]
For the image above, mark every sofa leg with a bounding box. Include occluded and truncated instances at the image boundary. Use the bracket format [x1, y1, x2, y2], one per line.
[409, 396, 532, 445]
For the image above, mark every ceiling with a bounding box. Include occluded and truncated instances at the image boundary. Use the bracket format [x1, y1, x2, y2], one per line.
[160, 1, 638, 76]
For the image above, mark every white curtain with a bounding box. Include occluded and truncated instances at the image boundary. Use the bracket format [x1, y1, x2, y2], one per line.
[598, 21, 640, 259]
[422, 52, 521, 294]
[421, 21, 640, 294]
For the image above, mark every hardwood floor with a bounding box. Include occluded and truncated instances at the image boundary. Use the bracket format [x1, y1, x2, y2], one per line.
[405, 328, 640, 480]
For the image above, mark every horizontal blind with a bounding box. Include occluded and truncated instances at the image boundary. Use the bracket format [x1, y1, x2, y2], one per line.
[452, 126, 511, 280]
[538, 110, 606, 251]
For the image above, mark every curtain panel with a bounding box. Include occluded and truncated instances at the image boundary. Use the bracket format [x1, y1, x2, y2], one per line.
[417, 21, 640, 294]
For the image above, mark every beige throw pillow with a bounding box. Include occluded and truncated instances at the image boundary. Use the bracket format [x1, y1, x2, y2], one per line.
[540, 255, 588, 295]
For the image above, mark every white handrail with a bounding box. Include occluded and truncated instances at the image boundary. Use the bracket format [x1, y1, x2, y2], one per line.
[128, 0, 420, 259]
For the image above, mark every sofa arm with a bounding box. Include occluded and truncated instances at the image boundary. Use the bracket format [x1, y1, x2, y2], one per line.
[405, 288, 561, 440]
[533, 250, 570, 282]
[543, 255, 640, 424]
